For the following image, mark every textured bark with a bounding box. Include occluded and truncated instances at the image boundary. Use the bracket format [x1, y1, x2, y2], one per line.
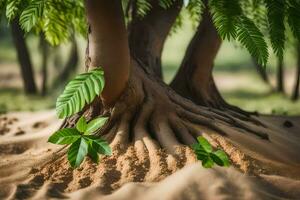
[61, 0, 269, 157]
[129, 0, 182, 78]
[170, 10, 224, 107]
[85, 0, 130, 106]
[11, 20, 37, 94]
[292, 45, 300, 101]
[276, 58, 285, 93]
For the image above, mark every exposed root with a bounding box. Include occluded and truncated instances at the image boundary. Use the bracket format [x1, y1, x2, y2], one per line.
[63, 59, 272, 155]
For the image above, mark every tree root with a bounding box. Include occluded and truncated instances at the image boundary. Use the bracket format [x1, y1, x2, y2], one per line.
[61, 60, 271, 158]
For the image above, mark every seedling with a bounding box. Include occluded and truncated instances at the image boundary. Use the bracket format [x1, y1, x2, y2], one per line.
[192, 136, 230, 168]
[48, 116, 111, 168]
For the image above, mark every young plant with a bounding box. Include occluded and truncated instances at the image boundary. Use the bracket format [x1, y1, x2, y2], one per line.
[48, 116, 111, 168]
[48, 68, 111, 168]
[192, 136, 230, 168]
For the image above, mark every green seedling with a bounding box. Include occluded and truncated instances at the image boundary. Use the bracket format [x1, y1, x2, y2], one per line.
[192, 136, 230, 168]
[48, 116, 111, 168]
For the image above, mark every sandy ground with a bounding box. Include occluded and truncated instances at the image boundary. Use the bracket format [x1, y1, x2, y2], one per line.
[0, 111, 300, 200]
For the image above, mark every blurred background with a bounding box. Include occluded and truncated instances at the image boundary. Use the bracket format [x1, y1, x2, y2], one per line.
[1, 15, 300, 116]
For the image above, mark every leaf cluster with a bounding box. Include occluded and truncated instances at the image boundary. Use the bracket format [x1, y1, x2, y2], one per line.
[48, 116, 111, 168]
[56, 68, 105, 119]
[1, 0, 86, 45]
[192, 136, 230, 168]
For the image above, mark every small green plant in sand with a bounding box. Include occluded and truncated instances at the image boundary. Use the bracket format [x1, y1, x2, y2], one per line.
[192, 136, 230, 168]
[48, 68, 112, 168]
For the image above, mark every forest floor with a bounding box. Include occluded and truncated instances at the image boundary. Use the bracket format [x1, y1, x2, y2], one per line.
[0, 111, 300, 199]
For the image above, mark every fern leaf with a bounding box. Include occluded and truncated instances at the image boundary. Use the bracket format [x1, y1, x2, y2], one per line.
[237, 16, 269, 66]
[56, 68, 105, 119]
[265, 0, 286, 60]
[287, 1, 300, 42]
[6, 0, 22, 21]
[19, 0, 45, 32]
[136, 0, 152, 18]
[209, 0, 242, 40]
[159, 0, 175, 9]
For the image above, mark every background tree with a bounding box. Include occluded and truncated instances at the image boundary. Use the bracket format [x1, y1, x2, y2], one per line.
[10, 19, 38, 94]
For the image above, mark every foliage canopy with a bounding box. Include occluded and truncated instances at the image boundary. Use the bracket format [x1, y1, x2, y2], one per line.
[1, 0, 300, 66]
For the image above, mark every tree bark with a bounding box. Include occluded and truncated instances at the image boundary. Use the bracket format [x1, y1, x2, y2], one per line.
[292, 44, 300, 101]
[170, 10, 225, 107]
[40, 35, 49, 96]
[128, 0, 182, 78]
[11, 20, 38, 94]
[276, 58, 285, 93]
[85, 0, 130, 106]
[60, 0, 269, 167]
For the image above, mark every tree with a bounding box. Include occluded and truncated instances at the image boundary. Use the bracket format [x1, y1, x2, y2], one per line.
[10, 19, 38, 94]
[292, 43, 300, 100]
[1, 0, 300, 153]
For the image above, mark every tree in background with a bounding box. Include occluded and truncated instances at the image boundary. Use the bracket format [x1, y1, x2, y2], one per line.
[0, 0, 299, 151]
[292, 44, 300, 100]
[10, 19, 38, 94]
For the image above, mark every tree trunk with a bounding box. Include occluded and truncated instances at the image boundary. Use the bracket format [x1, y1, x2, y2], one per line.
[170, 10, 224, 108]
[128, 0, 182, 78]
[292, 44, 300, 101]
[52, 38, 79, 89]
[276, 58, 285, 93]
[40, 35, 49, 96]
[11, 20, 37, 94]
[85, 0, 130, 106]
[60, 0, 269, 155]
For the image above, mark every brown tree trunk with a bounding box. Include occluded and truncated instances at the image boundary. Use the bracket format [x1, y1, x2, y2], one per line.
[170, 10, 224, 108]
[292, 44, 300, 101]
[11, 20, 37, 94]
[128, 0, 182, 78]
[40, 36, 49, 96]
[85, 0, 130, 106]
[277, 58, 285, 93]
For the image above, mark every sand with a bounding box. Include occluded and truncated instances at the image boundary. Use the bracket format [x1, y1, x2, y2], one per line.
[0, 111, 300, 200]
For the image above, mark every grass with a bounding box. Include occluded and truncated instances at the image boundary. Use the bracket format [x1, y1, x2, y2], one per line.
[0, 88, 55, 114]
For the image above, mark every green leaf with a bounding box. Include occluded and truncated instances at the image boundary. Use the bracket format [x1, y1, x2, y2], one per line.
[88, 142, 99, 164]
[212, 150, 230, 167]
[202, 156, 214, 168]
[85, 136, 112, 156]
[48, 128, 81, 145]
[236, 16, 269, 66]
[85, 117, 108, 135]
[56, 68, 105, 119]
[192, 143, 208, 160]
[76, 116, 87, 133]
[19, 0, 45, 32]
[265, 0, 286, 61]
[197, 136, 213, 153]
[6, 0, 22, 21]
[67, 138, 88, 168]
[287, 1, 300, 42]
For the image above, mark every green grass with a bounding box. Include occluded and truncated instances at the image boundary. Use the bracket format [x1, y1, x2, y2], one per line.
[0, 88, 55, 113]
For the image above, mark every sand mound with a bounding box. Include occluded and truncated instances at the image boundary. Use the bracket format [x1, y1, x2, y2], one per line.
[0, 111, 300, 199]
